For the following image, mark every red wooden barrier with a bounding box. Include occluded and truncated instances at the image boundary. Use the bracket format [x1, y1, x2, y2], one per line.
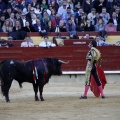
[0, 46, 120, 71]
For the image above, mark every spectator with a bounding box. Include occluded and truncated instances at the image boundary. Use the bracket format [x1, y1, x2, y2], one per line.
[93, 0, 106, 13]
[53, 33, 66, 44]
[51, 13, 62, 27]
[0, 0, 6, 13]
[48, 4, 53, 13]
[95, 36, 110, 46]
[10, 0, 24, 11]
[31, 0, 37, 7]
[76, 22, 85, 32]
[75, 7, 84, 25]
[87, 8, 96, 22]
[12, 20, 21, 32]
[23, 3, 32, 15]
[0, 9, 3, 17]
[26, 7, 35, 25]
[111, 12, 119, 26]
[19, 12, 31, 27]
[105, 19, 117, 32]
[34, 3, 42, 17]
[106, 0, 116, 16]
[2, 19, 13, 32]
[99, 30, 107, 40]
[15, 8, 22, 20]
[94, 18, 106, 31]
[7, 36, 13, 41]
[45, 20, 55, 32]
[66, 18, 76, 35]
[115, 7, 120, 20]
[41, 10, 51, 28]
[31, 14, 37, 25]
[115, 41, 120, 46]
[80, 13, 88, 26]
[59, 20, 66, 32]
[70, 14, 75, 23]
[39, 35, 56, 47]
[21, 0, 26, 8]
[75, 1, 82, 10]
[73, 0, 82, 6]
[33, 19, 46, 32]
[66, 0, 74, 10]
[84, 19, 95, 31]
[117, 19, 120, 31]
[25, 0, 32, 5]
[57, 1, 67, 17]
[48, 0, 59, 5]
[82, 0, 92, 14]
[0, 14, 5, 28]
[92, 12, 108, 25]
[62, 7, 74, 23]
[21, 35, 34, 47]
[0, 27, 3, 32]
[50, 9, 56, 19]
[4, 7, 12, 19]
[69, 34, 79, 39]
[115, 0, 120, 7]
[22, 21, 36, 32]
[7, 12, 16, 27]
[41, 0, 48, 10]
[51, 0, 59, 12]
[81, 33, 94, 39]
[43, 6, 52, 16]
[100, 7, 110, 23]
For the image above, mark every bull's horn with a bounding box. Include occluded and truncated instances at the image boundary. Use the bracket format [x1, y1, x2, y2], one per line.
[58, 60, 69, 64]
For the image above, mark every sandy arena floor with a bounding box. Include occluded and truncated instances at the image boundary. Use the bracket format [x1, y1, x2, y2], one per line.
[0, 81, 120, 120]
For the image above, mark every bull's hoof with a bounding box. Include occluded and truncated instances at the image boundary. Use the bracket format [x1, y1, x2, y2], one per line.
[102, 96, 105, 99]
[35, 97, 39, 101]
[6, 100, 10, 102]
[40, 98, 45, 101]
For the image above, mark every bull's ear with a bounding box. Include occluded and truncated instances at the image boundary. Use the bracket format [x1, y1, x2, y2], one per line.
[58, 60, 69, 64]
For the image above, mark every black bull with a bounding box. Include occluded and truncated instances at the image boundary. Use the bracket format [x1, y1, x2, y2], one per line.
[0, 58, 68, 102]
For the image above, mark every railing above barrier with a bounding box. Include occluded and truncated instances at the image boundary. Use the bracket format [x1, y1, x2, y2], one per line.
[1, 32, 120, 37]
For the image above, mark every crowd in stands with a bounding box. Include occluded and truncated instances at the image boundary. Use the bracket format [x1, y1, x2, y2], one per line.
[0, 0, 120, 45]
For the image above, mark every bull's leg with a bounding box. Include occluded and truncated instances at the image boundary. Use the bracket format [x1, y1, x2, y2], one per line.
[39, 85, 44, 101]
[33, 83, 39, 101]
[4, 80, 13, 102]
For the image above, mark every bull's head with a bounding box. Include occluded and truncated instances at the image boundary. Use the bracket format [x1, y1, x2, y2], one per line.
[58, 60, 69, 64]
[52, 59, 69, 75]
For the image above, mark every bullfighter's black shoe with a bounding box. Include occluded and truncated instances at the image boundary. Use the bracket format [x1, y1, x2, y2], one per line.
[101, 96, 105, 99]
[80, 96, 87, 99]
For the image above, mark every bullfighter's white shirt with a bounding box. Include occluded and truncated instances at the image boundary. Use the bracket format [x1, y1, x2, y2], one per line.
[39, 41, 56, 47]
[21, 42, 34, 47]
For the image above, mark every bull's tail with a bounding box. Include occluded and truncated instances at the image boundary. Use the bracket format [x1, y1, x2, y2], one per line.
[0, 61, 5, 96]
[0, 75, 5, 96]
[19, 82, 23, 88]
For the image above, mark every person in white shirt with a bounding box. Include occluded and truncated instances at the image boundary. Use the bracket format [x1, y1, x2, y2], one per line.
[21, 36, 34, 47]
[58, 2, 67, 16]
[87, 8, 96, 22]
[39, 36, 56, 48]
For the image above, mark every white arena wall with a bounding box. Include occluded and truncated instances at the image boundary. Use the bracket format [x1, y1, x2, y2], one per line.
[49, 71, 120, 83]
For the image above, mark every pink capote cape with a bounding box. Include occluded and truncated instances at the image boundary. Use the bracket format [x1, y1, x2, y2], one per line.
[90, 65, 107, 97]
